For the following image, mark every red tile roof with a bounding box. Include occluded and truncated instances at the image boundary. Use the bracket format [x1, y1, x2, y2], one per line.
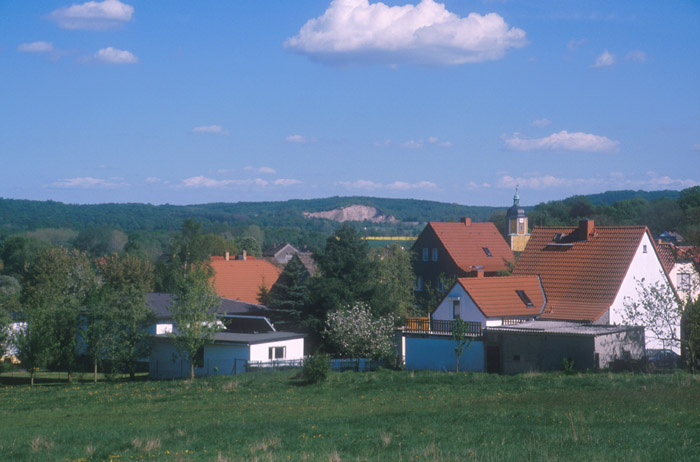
[512, 223, 656, 322]
[453, 275, 546, 318]
[655, 242, 676, 273]
[427, 221, 514, 273]
[210, 258, 281, 304]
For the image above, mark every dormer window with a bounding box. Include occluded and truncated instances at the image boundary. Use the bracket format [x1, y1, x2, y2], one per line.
[516, 290, 534, 307]
[482, 247, 492, 257]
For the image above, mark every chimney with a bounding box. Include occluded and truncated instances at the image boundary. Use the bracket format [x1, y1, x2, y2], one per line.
[579, 220, 594, 241]
[476, 269, 484, 278]
[461, 217, 472, 227]
[225, 251, 230, 261]
[242, 250, 247, 261]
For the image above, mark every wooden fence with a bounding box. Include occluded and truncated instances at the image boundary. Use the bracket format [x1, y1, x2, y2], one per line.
[404, 318, 481, 336]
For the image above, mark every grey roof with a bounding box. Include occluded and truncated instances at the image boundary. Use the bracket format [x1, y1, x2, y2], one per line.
[486, 320, 640, 337]
[147, 293, 271, 320]
[153, 330, 305, 345]
[263, 242, 298, 257]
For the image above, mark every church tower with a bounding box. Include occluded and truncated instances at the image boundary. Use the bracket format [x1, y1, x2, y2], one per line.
[506, 187, 530, 251]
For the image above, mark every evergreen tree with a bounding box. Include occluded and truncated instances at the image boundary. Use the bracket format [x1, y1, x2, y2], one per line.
[266, 254, 310, 330]
[306, 225, 376, 338]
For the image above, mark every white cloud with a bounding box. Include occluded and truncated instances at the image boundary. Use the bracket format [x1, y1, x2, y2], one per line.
[692, 144, 700, 151]
[285, 0, 528, 66]
[496, 172, 697, 191]
[532, 118, 551, 128]
[17, 41, 54, 53]
[181, 176, 270, 188]
[592, 50, 615, 68]
[145, 177, 161, 183]
[373, 139, 392, 147]
[285, 134, 317, 143]
[48, 0, 134, 30]
[386, 180, 437, 190]
[401, 140, 424, 149]
[467, 181, 491, 189]
[244, 166, 277, 174]
[567, 39, 586, 51]
[180, 176, 302, 188]
[504, 130, 619, 153]
[50, 177, 127, 189]
[339, 179, 383, 190]
[625, 50, 647, 63]
[273, 178, 303, 186]
[192, 125, 229, 135]
[339, 179, 435, 190]
[94, 47, 138, 64]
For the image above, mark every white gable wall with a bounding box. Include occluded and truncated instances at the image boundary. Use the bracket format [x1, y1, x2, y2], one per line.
[609, 232, 681, 352]
[249, 338, 304, 362]
[432, 284, 491, 327]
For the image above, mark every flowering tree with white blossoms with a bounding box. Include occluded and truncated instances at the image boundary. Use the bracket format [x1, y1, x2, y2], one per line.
[324, 303, 396, 360]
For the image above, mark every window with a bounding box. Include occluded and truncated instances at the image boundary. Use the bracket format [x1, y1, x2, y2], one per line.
[516, 290, 534, 307]
[432, 248, 438, 261]
[268, 346, 286, 360]
[415, 276, 423, 291]
[643, 245, 648, 253]
[422, 248, 429, 261]
[679, 273, 691, 291]
[482, 247, 492, 257]
[452, 300, 460, 319]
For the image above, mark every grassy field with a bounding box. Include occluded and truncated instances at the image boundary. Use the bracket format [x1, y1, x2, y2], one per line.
[1, 369, 699, 461]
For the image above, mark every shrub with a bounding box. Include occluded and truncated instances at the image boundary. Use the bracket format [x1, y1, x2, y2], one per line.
[324, 303, 396, 360]
[561, 357, 576, 375]
[303, 353, 330, 384]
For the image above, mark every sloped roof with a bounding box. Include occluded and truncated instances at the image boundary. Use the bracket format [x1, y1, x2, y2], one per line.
[147, 293, 271, 320]
[656, 242, 676, 273]
[210, 258, 282, 304]
[424, 221, 514, 273]
[263, 242, 298, 258]
[453, 275, 545, 318]
[512, 223, 653, 322]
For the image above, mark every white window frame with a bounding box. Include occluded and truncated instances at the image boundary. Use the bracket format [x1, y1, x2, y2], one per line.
[678, 273, 691, 291]
[268, 346, 286, 360]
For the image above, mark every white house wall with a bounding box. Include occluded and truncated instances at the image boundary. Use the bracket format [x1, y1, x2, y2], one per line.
[669, 261, 700, 304]
[432, 284, 489, 326]
[609, 232, 681, 352]
[249, 338, 304, 363]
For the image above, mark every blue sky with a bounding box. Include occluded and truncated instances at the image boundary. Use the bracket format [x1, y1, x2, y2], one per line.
[1, 0, 698, 207]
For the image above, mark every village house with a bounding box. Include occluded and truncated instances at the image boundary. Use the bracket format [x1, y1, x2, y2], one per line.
[512, 220, 681, 352]
[411, 218, 515, 294]
[657, 243, 700, 303]
[210, 251, 282, 304]
[147, 293, 304, 379]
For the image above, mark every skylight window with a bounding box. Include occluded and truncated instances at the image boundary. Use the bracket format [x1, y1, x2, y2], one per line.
[482, 247, 492, 257]
[516, 290, 534, 307]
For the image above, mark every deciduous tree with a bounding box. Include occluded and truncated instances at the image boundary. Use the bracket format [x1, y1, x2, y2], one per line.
[168, 262, 221, 380]
[324, 303, 395, 360]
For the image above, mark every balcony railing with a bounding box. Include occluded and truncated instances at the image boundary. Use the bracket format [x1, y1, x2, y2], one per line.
[404, 317, 481, 336]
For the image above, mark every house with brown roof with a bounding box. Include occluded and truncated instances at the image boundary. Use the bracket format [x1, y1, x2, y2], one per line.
[657, 243, 700, 303]
[412, 218, 515, 293]
[431, 274, 546, 328]
[512, 219, 680, 351]
[210, 252, 282, 304]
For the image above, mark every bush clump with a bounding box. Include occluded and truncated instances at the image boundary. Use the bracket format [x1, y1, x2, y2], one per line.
[303, 353, 330, 384]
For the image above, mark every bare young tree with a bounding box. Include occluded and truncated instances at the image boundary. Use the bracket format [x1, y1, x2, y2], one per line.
[622, 274, 682, 353]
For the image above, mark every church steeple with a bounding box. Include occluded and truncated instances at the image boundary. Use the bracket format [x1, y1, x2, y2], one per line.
[505, 187, 530, 251]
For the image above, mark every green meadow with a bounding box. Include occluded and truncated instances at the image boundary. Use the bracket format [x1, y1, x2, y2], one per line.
[1, 370, 699, 461]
